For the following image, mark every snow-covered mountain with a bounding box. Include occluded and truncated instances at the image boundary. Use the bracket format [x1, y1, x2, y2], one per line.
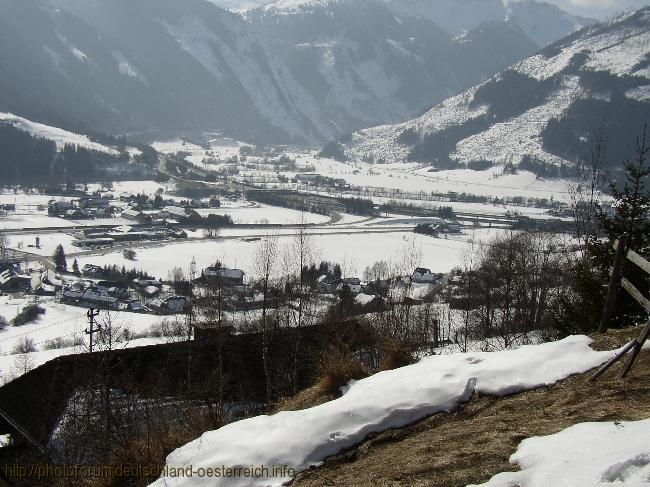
[255, 0, 593, 45]
[1, 0, 333, 144]
[340, 7, 650, 174]
[389, 0, 593, 46]
[246, 0, 543, 139]
[0, 0, 592, 144]
[0, 113, 118, 154]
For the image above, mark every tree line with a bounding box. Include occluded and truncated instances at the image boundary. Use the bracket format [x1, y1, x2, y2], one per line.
[0, 124, 149, 184]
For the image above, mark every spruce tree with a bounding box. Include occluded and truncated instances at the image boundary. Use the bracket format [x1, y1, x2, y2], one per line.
[552, 126, 649, 334]
[53, 244, 67, 272]
[590, 125, 650, 329]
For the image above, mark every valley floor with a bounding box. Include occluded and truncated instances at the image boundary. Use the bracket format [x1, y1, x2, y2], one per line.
[292, 326, 650, 487]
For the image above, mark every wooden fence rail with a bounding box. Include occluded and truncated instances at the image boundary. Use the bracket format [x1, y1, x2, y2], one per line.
[592, 235, 650, 380]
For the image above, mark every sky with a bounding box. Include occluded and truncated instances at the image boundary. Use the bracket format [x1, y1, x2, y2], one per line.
[550, 0, 649, 18]
[207, 0, 649, 18]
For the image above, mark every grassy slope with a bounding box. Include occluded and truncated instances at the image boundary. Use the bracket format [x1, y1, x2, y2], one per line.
[291, 326, 650, 487]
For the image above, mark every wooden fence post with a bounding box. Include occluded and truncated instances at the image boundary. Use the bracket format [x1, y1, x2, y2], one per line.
[592, 235, 650, 380]
[599, 234, 627, 333]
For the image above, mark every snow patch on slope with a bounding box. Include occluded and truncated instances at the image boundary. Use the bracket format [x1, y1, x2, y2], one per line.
[514, 10, 650, 80]
[55, 32, 90, 63]
[472, 419, 650, 487]
[452, 75, 581, 165]
[415, 87, 488, 136]
[346, 86, 488, 164]
[112, 51, 149, 85]
[0, 113, 118, 154]
[260, 0, 340, 15]
[626, 84, 650, 101]
[150, 335, 618, 487]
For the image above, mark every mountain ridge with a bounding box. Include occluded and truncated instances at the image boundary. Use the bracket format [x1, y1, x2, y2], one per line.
[339, 7, 650, 175]
[0, 0, 595, 144]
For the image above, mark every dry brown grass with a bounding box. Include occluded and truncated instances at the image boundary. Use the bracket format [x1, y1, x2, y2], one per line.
[316, 353, 369, 397]
[275, 342, 416, 414]
[292, 326, 650, 487]
[274, 385, 338, 413]
[380, 341, 417, 371]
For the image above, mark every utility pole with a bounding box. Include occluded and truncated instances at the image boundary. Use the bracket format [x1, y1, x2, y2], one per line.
[188, 256, 196, 340]
[186, 257, 197, 396]
[85, 308, 101, 352]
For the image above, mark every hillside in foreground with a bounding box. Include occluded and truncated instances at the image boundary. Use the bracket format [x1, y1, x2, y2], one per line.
[292, 326, 650, 486]
[150, 326, 650, 486]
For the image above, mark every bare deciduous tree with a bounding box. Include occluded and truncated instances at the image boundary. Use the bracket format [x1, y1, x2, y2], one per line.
[282, 219, 318, 391]
[465, 231, 567, 350]
[254, 233, 278, 404]
[569, 127, 607, 257]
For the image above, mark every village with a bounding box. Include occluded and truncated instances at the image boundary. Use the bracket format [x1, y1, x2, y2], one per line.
[0, 246, 447, 317]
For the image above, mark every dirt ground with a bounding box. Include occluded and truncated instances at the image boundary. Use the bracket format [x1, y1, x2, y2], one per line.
[291, 327, 650, 487]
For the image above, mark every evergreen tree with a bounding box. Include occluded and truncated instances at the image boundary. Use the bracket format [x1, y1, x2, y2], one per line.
[333, 264, 342, 280]
[153, 194, 164, 208]
[553, 126, 650, 334]
[596, 129, 650, 252]
[72, 259, 80, 275]
[590, 125, 650, 329]
[53, 244, 67, 272]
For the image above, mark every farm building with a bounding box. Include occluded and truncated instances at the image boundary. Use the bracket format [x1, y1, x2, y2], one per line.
[149, 295, 187, 314]
[412, 268, 439, 284]
[203, 267, 245, 286]
[0, 265, 29, 292]
[160, 206, 200, 222]
[121, 208, 151, 223]
[81, 264, 104, 278]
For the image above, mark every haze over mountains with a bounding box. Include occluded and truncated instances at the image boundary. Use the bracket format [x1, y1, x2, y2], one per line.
[0, 0, 593, 144]
[209, 0, 649, 19]
[339, 7, 650, 174]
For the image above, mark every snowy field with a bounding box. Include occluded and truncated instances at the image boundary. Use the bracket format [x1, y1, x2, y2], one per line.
[154, 137, 580, 204]
[211, 227, 414, 238]
[196, 206, 330, 225]
[0, 192, 75, 208]
[1, 214, 136, 230]
[0, 214, 77, 230]
[258, 151, 579, 203]
[152, 137, 251, 161]
[0, 296, 175, 382]
[151, 336, 622, 487]
[151, 139, 205, 154]
[361, 196, 555, 218]
[76, 230, 497, 280]
[86, 180, 169, 196]
[6, 232, 78, 257]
